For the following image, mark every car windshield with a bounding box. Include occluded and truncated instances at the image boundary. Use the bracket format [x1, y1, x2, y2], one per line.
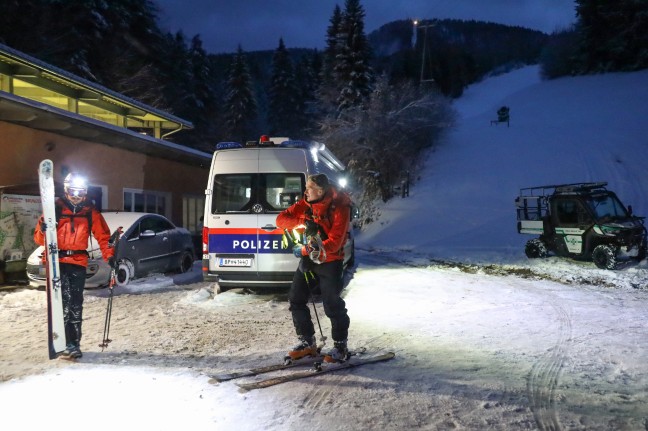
[585, 193, 628, 221]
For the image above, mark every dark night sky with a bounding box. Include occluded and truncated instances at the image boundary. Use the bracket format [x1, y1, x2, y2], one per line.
[154, 0, 577, 54]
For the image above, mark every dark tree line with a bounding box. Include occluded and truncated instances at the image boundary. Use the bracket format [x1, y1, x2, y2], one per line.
[541, 0, 648, 78]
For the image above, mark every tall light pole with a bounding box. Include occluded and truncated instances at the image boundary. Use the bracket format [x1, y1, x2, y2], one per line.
[413, 19, 436, 83]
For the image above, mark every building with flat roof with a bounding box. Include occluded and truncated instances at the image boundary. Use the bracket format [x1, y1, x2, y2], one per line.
[0, 43, 211, 273]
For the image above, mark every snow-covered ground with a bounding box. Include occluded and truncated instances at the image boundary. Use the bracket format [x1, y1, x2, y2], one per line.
[2, 66, 648, 430]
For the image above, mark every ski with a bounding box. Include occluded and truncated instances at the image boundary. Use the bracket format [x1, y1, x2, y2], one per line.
[236, 352, 395, 391]
[38, 159, 67, 359]
[208, 347, 367, 383]
[208, 355, 324, 383]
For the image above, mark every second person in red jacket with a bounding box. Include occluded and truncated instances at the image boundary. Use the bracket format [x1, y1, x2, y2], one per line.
[276, 173, 352, 363]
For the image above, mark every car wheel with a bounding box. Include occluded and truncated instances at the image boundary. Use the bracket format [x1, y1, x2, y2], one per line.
[592, 244, 617, 270]
[116, 260, 133, 286]
[525, 239, 548, 259]
[178, 251, 194, 273]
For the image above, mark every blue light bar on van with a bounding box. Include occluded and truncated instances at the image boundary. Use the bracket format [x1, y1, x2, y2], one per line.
[215, 142, 243, 150]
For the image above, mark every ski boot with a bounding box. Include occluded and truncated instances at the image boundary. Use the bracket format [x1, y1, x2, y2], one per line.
[324, 340, 349, 363]
[58, 344, 82, 360]
[285, 335, 318, 363]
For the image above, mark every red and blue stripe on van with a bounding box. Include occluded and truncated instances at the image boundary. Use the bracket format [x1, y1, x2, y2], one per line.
[207, 228, 288, 254]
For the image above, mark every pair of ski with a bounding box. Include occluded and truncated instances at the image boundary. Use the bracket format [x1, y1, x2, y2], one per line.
[39, 160, 67, 359]
[208, 349, 395, 391]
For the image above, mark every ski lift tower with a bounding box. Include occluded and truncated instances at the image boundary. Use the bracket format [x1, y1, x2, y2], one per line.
[413, 19, 436, 84]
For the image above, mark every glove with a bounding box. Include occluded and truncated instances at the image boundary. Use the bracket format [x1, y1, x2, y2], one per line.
[39, 220, 47, 233]
[304, 219, 319, 236]
[293, 245, 305, 258]
[307, 237, 320, 251]
[108, 256, 116, 269]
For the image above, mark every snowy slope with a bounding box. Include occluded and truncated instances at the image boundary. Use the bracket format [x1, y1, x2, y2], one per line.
[358, 66, 648, 266]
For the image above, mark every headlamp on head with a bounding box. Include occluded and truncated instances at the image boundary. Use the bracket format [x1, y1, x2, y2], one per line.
[63, 172, 88, 198]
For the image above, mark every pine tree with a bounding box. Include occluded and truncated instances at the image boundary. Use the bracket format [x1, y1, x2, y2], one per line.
[267, 39, 301, 136]
[223, 46, 258, 142]
[575, 0, 648, 72]
[294, 52, 321, 133]
[334, 0, 374, 113]
[314, 5, 344, 117]
[181, 35, 220, 151]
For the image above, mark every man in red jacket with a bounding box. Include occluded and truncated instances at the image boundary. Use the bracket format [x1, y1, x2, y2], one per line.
[34, 172, 114, 359]
[276, 173, 352, 363]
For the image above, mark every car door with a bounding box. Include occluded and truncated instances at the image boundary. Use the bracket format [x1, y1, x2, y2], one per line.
[126, 215, 172, 276]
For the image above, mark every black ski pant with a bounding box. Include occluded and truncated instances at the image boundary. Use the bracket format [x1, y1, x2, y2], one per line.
[60, 263, 86, 348]
[288, 259, 350, 342]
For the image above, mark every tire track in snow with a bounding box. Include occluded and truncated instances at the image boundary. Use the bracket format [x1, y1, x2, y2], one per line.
[526, 296, 572, 431]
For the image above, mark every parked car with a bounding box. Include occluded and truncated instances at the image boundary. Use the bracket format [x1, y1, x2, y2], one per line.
[26, 212, 195, 288]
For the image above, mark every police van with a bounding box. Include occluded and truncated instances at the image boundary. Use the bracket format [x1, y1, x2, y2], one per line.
[202, 137, 354, 290]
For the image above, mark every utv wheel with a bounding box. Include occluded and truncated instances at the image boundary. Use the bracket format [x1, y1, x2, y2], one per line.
[525, 239, 548, 259]
[592, 244, 618, 270]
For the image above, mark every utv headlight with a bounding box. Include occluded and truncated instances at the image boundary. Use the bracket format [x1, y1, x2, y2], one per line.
[599, 225, 621, 235]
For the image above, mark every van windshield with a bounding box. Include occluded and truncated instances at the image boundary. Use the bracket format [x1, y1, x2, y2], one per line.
[211, 173, 304, 214]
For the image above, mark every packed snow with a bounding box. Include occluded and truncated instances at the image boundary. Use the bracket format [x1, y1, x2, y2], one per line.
[2, 65, 648, 430]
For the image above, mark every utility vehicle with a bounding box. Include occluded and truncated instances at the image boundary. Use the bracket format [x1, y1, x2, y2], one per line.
[515, 182, 647, 269]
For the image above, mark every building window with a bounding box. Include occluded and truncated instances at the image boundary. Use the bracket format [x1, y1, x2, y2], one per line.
[183, 195, 205, 234]
[123, 189, 170, 217]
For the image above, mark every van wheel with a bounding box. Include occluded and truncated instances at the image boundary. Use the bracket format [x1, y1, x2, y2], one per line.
[178, 251, 194, 273]
[592, 244, 617, 270]
[525, 239, 547, 258]
[116, 260, 133, 286]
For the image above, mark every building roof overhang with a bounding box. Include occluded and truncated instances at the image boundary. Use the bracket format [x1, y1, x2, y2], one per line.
[0, 91, 211, 167]
[0, 43, 210, 167]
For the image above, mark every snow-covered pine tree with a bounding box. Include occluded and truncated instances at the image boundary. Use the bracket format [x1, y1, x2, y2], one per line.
[334, 0, 374, 114]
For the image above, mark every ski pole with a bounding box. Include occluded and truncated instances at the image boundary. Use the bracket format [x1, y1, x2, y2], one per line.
[99, 267, 115, 351]
[99, 227, 122, 351]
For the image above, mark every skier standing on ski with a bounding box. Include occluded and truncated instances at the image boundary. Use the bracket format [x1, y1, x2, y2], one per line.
[34, 172, 115, 359]
[276, 173, 352, 363]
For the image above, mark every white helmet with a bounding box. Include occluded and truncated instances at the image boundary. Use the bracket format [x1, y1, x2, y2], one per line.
[63, 172, 88, 197]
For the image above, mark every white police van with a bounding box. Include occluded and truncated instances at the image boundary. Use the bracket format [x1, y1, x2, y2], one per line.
[202, 137, 354, 290]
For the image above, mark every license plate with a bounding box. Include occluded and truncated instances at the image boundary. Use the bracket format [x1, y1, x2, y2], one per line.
[219, 258, 252, 267]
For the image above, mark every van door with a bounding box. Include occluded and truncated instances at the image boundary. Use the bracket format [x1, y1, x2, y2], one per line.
[256, 172, 305, 273]
[207, 173, 260, 273]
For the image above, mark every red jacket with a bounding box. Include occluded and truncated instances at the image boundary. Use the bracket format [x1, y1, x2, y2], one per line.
[34, 198, 114, 267]
[276, 186, 351, 263]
